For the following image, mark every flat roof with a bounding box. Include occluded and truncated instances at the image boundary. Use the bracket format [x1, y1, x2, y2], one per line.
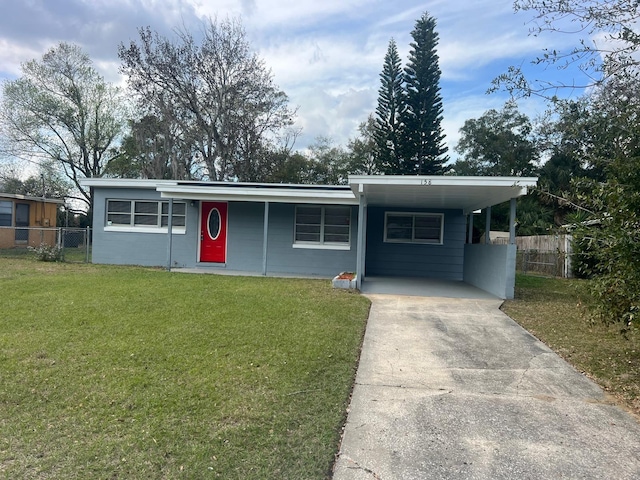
[348, 175, 537, 214]
[80, 178, 358, 205]
[80, 176, 538, 212]
[0, 192, 65, 204]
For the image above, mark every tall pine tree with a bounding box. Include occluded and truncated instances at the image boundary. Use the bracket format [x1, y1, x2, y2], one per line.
[402, 12, 448, 174]
[374, 39, 405, 174]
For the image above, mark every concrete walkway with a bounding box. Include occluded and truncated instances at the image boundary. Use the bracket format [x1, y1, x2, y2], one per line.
[333, 294, 640, 479]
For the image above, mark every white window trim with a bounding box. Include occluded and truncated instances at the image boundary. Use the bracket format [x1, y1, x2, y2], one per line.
[383, 212, 444, 245]
[293, 205, 351, 249]
[292, 243, 351, 251]
[104, 225, 186, 234]
[105, 199, 186, 234]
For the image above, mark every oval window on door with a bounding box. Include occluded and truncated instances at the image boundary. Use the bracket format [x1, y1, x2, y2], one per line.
[207, 208, 221, 240]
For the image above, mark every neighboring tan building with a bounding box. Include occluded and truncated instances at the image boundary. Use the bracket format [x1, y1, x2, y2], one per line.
[0, 193, 64, 248]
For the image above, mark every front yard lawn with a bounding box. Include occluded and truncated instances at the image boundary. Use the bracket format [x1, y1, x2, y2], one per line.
[502, 274, 640, 417]
[0, 259, 370, 479]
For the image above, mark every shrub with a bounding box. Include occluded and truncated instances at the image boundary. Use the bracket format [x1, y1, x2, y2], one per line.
[570, 231, 599, 279]
[29, 244, 63, 262]
[572, 160, 640, 327]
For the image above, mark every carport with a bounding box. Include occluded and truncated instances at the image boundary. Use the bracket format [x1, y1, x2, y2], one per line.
[348, 175, 538, 299]
[359, 276, 501, 299]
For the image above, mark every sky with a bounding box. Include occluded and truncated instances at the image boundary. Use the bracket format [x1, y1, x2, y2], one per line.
[0, 0, 589, 160]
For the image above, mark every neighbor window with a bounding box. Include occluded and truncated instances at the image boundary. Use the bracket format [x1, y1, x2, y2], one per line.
[0, 201, 12, 227]
[294, 205, 350, 248]
[384, 212, 443, 244]
[106, 200, 186, 232]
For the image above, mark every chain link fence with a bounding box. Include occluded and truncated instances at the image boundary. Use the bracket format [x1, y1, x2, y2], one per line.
[0, 227, 91, 263]
[494, 234, 575, 278]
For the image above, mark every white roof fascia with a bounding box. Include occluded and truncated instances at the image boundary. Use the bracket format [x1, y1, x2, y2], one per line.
[0, 192, 65, 204]
[348, 175, 537, 214]
[79, 178, 356, 204]
[156, 185, 358, 205]
[79, 178, 177, 189]
[348, 175, 538, 189]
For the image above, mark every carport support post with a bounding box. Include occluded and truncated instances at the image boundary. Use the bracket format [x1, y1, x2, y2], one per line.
[262, 201, 270, 276]
[509, 198, 516, 244]
[467, 212, 474, 243]
[485, 206, 491, 244]
[166, 198, 174, 271]
[356, 188, 366, 290]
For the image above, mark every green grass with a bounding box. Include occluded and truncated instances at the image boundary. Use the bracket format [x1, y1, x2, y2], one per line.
[0, 247, 33, 258]
[0, 246, 89, 263]
[0, 258, 371, 479]
[502, 274, 640, 416]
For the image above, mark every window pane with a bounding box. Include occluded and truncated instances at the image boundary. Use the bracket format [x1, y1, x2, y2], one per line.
[324, 207, 350, 226]
[414, 215, 441, 241]
[108, 214, 131, 225]
[161, 202, 186, 215]
[208, 209, 221, 239]
[134, 214, 158, 226]
[161, 215, 186, 227]
[296, 206, 321, 225]
[172, 203, 186, 215]
[323, 225, 349, 243]
[133, 201, 159, 226]
[295, 224, 321, 242]
[295, 206, 321, 243]
[0, 201, 11, 227]
[135, 201, 158, 214]
[324, 233, 350, 243]
[414, 216, 440, 228]
[386, 215, 412, 240]
[107, 200, 131, 213]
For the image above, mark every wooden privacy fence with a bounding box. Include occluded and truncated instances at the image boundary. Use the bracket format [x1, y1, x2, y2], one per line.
[494, 234, 574, 278]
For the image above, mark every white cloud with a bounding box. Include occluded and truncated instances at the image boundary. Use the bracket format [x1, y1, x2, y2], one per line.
[0, 39, 44, 77]
[191, 0, 374, 28]
[0, 0, 589, 159]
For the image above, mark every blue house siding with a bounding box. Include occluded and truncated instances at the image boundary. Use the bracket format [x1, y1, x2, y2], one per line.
[91, 187, 199, 267]
[365, 206, 466, 280]
[264, 203, 358, 277]
[223, 202, 265, 271]
[464, 244, 517, 299]
[92, 188, 357, 276]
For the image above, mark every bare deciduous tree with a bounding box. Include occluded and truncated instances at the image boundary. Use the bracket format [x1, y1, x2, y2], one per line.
[118, 17, 295, 182]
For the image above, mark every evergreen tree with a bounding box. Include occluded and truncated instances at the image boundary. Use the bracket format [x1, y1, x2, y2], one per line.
[402, 12, 448, 174]
[374, 39, 405, 174]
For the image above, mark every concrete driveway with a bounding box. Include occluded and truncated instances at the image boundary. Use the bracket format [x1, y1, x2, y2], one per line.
[333, 294, 640, 479]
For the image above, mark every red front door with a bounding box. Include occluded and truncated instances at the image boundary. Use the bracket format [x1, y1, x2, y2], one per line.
[200, 202, 227, 263]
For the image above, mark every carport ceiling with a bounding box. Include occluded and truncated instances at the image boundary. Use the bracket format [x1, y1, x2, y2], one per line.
[348, 175, 538, 214]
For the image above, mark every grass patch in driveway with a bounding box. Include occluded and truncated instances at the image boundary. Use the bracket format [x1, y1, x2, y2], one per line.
[502, 274, 640, 417]
[0, 258, 370, 479]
